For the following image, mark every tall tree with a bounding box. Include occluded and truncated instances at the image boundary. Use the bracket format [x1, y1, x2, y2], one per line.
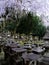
[16, 12, 33, 34]
[4, 6, 18, 36]
[16, 12, 46, 39]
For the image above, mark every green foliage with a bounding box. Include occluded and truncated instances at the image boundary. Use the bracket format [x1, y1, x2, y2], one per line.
[5, 22, 16, 31]
[32, 15, 41, 34]
[32, 23, 46, 39]
[16, 12, 33, 34]
[16, 12, 46, 39]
